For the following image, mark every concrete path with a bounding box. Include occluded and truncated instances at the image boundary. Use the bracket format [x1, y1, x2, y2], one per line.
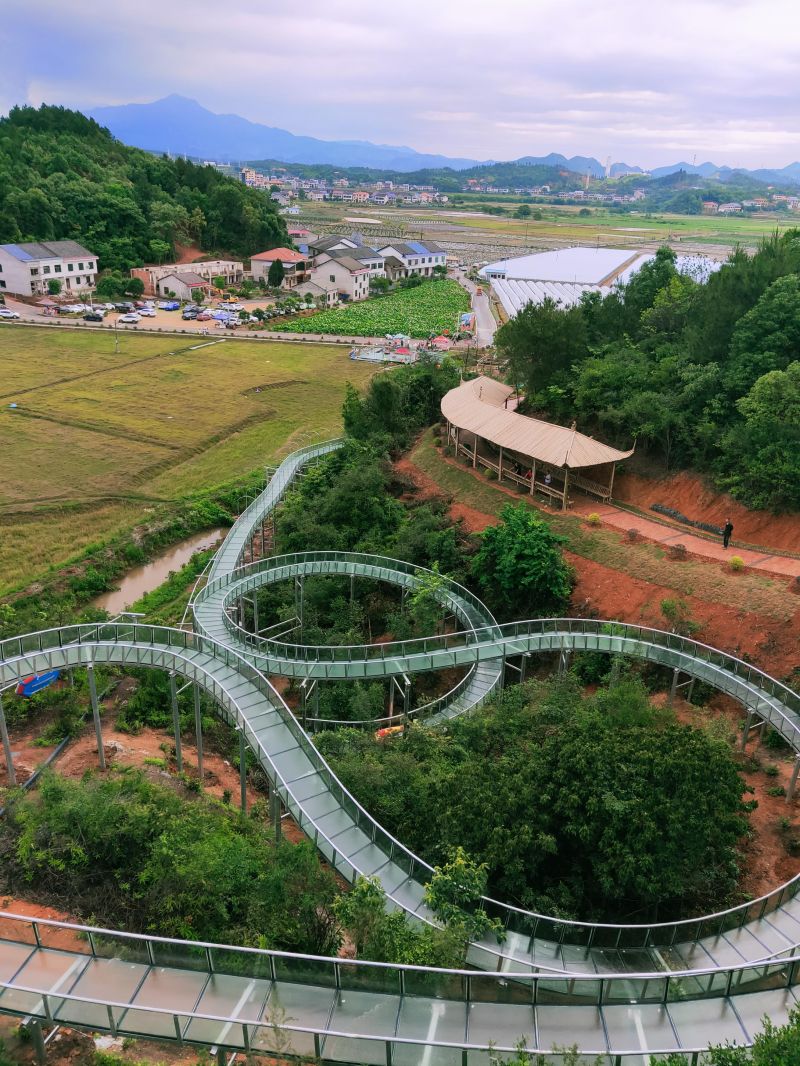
[453, 269, 497, 346]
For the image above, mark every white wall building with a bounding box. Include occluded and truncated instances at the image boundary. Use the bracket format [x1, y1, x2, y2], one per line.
[131, 259, 243, 295]
[312, 256, 371, 302]
[377, 240, 447, 280]
[0, 240, 98, 296]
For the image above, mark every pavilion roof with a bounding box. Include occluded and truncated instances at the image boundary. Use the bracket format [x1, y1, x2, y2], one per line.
[441, 377, 634, 470]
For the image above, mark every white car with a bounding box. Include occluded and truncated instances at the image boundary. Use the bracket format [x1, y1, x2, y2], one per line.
[117, 313, 140, 324]
[137, 307, 157, 317]
[0, 308, 20, 319]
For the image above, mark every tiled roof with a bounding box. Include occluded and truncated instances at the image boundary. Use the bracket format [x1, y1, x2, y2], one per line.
[251, 247, 306, 263]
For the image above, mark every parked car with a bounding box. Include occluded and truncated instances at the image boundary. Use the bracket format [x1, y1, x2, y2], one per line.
[114, 302, 134, 313]
[196, 311, 214, 321]
[158, 301, 180, 311]
[182, 308, 199, 320]
[0, 308, 20, 319]
[83, 311, 104, 322]
[137, 307, 157, 317]
[117, 313, 140, 324]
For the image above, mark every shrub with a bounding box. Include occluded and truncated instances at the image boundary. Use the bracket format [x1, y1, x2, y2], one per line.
[765, 764, 780, 777]
[667, 543, 688, 561]
[729, 555, 745, 571]
[767, 785, 787, 797]
[626, 528, 640, 542]
[483, 467, 497, 479]
[586, 513, 601, 526]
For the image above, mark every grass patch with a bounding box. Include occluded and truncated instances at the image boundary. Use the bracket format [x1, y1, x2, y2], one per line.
[0, 326, 376, 594]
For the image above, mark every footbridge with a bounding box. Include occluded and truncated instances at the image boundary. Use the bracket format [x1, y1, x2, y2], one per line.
[1, 440, 800, 1062]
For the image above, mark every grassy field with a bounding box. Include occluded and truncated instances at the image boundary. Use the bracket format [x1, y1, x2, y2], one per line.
[301, 200, 796, 251]
[0, 327, 376, 595]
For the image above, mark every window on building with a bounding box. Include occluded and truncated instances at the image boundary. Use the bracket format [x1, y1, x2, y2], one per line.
[68, 263, 74, 271]
[55, 265, 62, 273]
[330, 275, 335, 283]
[87, 262, 94, 271]
[31, 268, 39, 276]
[78, 263, 84, 270]
[44, 266, 51, 274]
[0, 281, 5, 289]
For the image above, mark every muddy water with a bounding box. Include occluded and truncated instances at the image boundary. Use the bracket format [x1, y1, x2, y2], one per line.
[93, 528, 227, 615]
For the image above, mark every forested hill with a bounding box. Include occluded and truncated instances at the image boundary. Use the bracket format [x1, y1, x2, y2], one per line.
[0, 105, 287, 270]
[496, 233, 800, 512]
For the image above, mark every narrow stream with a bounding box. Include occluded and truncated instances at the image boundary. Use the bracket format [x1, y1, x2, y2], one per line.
[92, 528, 227, 615]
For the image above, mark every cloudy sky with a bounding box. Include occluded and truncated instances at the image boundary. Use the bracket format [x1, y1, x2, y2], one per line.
[2, 0, 799, 168]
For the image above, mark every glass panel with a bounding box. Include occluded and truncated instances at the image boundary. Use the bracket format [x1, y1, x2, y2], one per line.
[150, 940, 208, 971]
[252, 980, 335, 1059]
[184, 973, 271, 1046]
[469, 1001, 534, 1046]
[338, 961, 401, 995]
[603, 976, 668, 1005]
[55, 957, 148, 1029]
[210, 946, 273, 979]
[90, 932, 151, 965]
[468, 974, 532, 1005]
[730, 962, 791, 995]
[272, 954, 337, 988]
[668, 998, 747, 1050]
[602, 1003, 677, 1054]
[537, 978, 602, 1006]
[395, 997, 467, 1065]
[0, 939, 35, 979]
[536, 1004, 607, 1055]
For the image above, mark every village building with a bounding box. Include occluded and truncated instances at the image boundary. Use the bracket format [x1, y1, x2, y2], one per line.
[0, 240, 98, 296]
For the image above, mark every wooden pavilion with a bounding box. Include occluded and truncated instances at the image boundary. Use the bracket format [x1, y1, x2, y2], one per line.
[441, 377, 634, 510]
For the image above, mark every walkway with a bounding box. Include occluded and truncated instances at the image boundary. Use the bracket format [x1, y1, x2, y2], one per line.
[452, 269, 497, 346]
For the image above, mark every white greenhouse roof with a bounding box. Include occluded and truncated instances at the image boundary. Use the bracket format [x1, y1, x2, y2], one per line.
[492, 278, 601, 316]
[479, 247, 641, 285]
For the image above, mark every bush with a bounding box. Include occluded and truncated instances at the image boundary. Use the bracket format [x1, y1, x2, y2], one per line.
[765, 764, 780, 777]
[667, 543, 688, 561]
[767, 785, 787, 797]
[626, 528, 640, 542]
[586, 512, 601, 526]
[729, 555, 745, 571]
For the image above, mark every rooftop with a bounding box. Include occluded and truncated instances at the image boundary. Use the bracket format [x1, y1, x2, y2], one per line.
[251, 247, 306, 263]
[441, 376, 634, 470]
[479, 247, 642, 285]
[1, 240, 94, 262]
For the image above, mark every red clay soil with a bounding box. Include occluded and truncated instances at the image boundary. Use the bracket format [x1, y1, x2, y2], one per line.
[394, 455, 800, 679]
[615, 469, 800, 553]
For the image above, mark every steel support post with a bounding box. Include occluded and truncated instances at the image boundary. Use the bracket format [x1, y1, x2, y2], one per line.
[29, 1019, 46, 1065]
[0, 694, 16, 786]
[740, 709, 754, 751]
[239, 729, 247, 814]
[87, 664, 106, 771]
[194, 684, 204, 786]
[787, 755, 800, 803]
[252, 594, 259, 637]
[668, 667, 680, 707]
[216, 1049, 226, 1066]
[270, 788, 281, 842]
[169, 672, 183, 773]
[388, 678, 395, 720]
[403, 676, 411, 728]
[261, 523, 266, 558]
[499, 655, 506, 691]
[520, 653, 528, 684]
[350, 573, 355, 605]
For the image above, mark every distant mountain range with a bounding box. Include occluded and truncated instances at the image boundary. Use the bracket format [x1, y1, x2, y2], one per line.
[87, 95, 800, 185]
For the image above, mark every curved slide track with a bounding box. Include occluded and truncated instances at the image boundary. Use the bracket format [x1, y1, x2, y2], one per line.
[2, 441, 800, 1061]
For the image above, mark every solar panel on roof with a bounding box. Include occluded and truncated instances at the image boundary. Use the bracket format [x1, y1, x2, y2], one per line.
[5, 244, 33, 261]
[406, 241, 429, 255]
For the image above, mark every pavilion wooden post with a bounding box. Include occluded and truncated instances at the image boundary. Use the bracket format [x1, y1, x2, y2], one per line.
[529, 460, 536, 495]
[454, 426, 460, 454]
[562, 468, 570, 511]
[498, 446, 504, 482]
[608, 463, 616, 501]
[472, 433, 478, 468]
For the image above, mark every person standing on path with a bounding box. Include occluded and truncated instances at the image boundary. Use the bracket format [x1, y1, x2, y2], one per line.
[722, 519, 734, 548]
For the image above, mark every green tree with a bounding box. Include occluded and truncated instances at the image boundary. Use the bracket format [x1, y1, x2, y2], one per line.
[495, 297, 588, 397]
[268, 258, 285, 288]
[717, 361, 800, 511]
[47, 278, 62, 295]
[471, 503, 572, 619]
[424, 847, 505, 942]
[123, 276, 145, 297]
[513, 204, 532, 219]
[148, 238, 172, 264]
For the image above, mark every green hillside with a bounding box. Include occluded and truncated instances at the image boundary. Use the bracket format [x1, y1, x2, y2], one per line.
[0, 104, 287, 270]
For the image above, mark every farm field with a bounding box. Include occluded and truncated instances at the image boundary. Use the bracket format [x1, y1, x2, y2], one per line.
[271, 279, 470, 337]
[302, 201, 797, 252]
[0, 326, 376, 595]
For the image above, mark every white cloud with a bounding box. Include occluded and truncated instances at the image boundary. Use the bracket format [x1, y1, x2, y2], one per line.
[3, 0, 800, 167]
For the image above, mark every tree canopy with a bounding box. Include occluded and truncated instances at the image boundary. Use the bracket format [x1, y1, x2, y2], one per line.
[318, 674, 749, 921]
[496, 232, 800, 511]
[0, 104, 287, 270]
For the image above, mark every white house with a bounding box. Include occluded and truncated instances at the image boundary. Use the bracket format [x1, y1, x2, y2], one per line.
[155, 272, 213, 301]
[0, 240, 98, 296]
[316, 247, 385, 280]
[131, 259, 243, 295]
[377, 240, 447, 281]
[311, 255, 371, 302]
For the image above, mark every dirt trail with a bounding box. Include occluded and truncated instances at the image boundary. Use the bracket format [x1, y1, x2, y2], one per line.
[395, 454, 800, 677]
[615, 469, 800, 554]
